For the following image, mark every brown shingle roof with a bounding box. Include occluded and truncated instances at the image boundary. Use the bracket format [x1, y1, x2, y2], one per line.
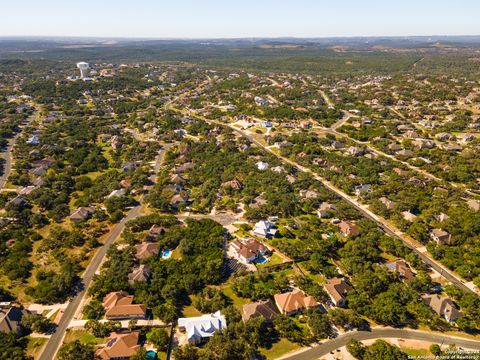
[274, 290, 319, 314]
[134, 242, 159, 260]
[96, 332, 140, 359]
[242, 299, 278, 322]
[102, 291, 146, 319]
[324, 278, 352, 304]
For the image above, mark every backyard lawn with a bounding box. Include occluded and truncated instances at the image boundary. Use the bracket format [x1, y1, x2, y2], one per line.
[259, 338, 301, 360]
[63, 329, 105, 345]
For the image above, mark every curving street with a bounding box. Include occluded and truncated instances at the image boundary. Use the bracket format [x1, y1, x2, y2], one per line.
[280, 328, 480, 360]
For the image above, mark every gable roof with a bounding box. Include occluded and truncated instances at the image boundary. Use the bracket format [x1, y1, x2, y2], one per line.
[96, 332, 140, 360]
[0, 306, 27, 333]
[134, 242, 159, 260]
[178, 311, 227, 342]
[102, 291, 146, 318]
[324, 278, 352, 303]
[242, 299, 278, 322]
[274, 290, 319, 313]
[423, 295, 464, 322]
[128, 264, 152, 285]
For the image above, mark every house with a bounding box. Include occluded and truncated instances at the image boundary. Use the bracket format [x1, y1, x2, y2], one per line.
[385, 260, 415, 280]
[271, 166, 285, 173]
[231, 238, 270, 264]
[442, 143, 462, 152]
[174, 162, 195, 174]
[467, 199, 480, 212]
[346, 146, 364, 156]
[299, 189, 319, 199]
[120, 162, 139, 173]
[221, 179, 243, 191]
[324, 278, 353, 307]
[337, 221, 360, 237]
[26, 136, 39, 145]
[423, 295, 464, 323]
[312, 158, 327, 166]
[170, 194, 188, 208]
[250, 194, 268, 208]
[0, 304, 27, 333]
[354, 184, 371, 196]
[242, 299, 278, 322]
[174, 129, 187, 136]
[397, 149, 414, 157]
[103, 291, 146, 320]
[437, 213, 450, 222]
[256, 161, 269, 171]
[430, 229, 452, 245]
[148, 224, 166, 237]
[7, 196, 28, 208]
[387, 143, 402, 152]
[96, 332, 140, 360]
[317, 202, 337, 218]
[274, 290, 320, 315]
[379, 197, 395, 210]
[393, 168, 409, 177]
[178, 311, 227, 344]
[331, 141, 344, 149]
[134, 242, 159, 260]
[253, 220, 277, 238]
[128, 264, 152, 285]
[402, 211, 418, 222]
[70, 206, 96, 223]
[171, 174, 186, 185]
[413, 139, 435, 149]
[107, 189, 126, 198]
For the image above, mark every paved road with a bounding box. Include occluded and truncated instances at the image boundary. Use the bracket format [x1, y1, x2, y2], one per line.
[0, 112, 37, 189]
[281, 329, 480, 360]
[168, 82, 476, 294]
[319, 90, 335, 109]
[38, 205, 142, 360]
[193, 117, 475, 295]
[39, 145, 169, 360]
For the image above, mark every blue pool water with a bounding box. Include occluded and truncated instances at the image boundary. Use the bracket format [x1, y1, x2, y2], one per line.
[146, 350, 157, 360]
[255, 256, 268, 264]
[161, 249, 172, 258]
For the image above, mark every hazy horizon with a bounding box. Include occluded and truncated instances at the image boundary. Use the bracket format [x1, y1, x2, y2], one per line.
[1, 0, 479, 39]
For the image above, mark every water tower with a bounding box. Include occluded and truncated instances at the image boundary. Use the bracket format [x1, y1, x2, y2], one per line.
[76, 62, 90, 79]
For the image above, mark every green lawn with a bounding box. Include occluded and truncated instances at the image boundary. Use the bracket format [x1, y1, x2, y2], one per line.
[222, 284, 251, 312]
[182, 305, 203, 318]
[63, 330, 105, 345]
[256, 252, 285, 268]
[259, 338, 301, 360]
[399, 345, 431, 357]
[26, 336, 47, 358]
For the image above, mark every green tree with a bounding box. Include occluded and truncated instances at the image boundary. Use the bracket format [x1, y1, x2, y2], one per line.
[58, 340, 95, 360]
[363, 340, 408, 360]
[20, 312, 54, 334]
[172, 344, 199, 360]
[146, 328, 170, 352]
[346, 339, 365, 359]
[83, 299, 105, 320]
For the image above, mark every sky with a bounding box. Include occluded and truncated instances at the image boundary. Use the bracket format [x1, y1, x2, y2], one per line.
[1, 0, 479, 38]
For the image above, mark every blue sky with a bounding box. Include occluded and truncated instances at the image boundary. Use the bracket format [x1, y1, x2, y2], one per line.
[1, 0, 479, 38]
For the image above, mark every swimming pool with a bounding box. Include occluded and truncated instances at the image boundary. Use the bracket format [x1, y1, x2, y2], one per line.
[161, 249, 172, 259]
[146, 350, 157, 360]
[255, 256, 268, 264]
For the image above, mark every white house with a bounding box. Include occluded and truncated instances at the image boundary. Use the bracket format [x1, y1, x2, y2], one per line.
[253, 220, 277, 238]
[178, 311, 227, 344]
[256, 161, 269, 171]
